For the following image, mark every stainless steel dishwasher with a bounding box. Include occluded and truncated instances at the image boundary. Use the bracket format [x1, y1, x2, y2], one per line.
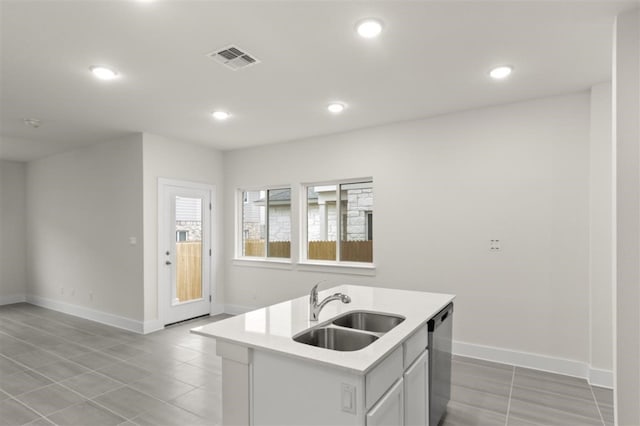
[428, 303, 453, 426]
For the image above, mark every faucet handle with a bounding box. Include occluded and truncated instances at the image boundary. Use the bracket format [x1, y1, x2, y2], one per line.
[310, 282, 320, 303]
[311, 279, 328, 295]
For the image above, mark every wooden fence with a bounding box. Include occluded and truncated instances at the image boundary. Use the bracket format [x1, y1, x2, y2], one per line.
[244, 240, 290, 258]
[309, 241, 373, 262]
[244, 240, 372, 263]
[176, 242, 202, 302]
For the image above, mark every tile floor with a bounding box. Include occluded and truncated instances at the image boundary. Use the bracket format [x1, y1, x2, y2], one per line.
[0, 303, 613, 426]
[444, 356, 613, 426]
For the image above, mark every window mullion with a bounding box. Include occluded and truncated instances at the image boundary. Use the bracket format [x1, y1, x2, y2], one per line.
[302, 186, 308, 261]
[265, 190, 270, 258]
[336, 185, 341, 262]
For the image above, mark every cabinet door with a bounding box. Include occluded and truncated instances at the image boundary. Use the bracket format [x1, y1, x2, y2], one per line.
[404, 350, 429, 426]
[366, 378, 404, 426]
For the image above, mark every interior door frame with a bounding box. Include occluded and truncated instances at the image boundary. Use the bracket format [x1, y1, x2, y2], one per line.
[158, 177, 216, 326]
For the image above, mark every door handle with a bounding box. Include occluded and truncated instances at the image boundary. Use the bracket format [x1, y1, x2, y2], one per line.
[165, 261, 172, 265]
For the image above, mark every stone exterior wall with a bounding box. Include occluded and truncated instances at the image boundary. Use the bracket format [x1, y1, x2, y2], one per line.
[243, 222, 263, 241]
[306, 188, 373, 241]
[243, 206, 290, 241]
[345, 187, 373, 241]
[176, 221, 202, 241]
[307, 203, 337, 241]
[269, 205, 291, 242]
[241, 187, 373, 243]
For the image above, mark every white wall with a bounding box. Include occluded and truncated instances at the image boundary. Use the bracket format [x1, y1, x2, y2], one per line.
[26, 135, 144, 325]
[224, 93, 593, 371]
[614, 7, 640, 425]
[0, 160, 27, 304]
[589, 82, 614, 378]
[142, 134, 224, 329]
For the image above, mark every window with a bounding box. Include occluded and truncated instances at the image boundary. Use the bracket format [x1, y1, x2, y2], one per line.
[304, 180, 373, 264]
[239, 187, 291, 259]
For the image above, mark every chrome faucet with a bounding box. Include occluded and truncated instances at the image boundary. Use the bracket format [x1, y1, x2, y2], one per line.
[309, 282, 351, 321]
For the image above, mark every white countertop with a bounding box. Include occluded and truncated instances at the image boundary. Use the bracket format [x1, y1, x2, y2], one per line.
[191, 285, 455, 374]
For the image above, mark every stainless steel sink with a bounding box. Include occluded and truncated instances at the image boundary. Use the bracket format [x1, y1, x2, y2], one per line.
[293, 326, 379, 351]
[332, 311, 405, 333]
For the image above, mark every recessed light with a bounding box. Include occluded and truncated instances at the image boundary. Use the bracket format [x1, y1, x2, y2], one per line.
[23, 118, 41, 128]
[356, 19, 383, 39]
[327, 103, 345, 114]
[489, 66, 513, 80]
[90, 66, 119, 80]
[212, 111, 231, 120]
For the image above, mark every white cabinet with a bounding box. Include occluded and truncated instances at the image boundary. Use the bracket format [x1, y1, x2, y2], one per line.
[366, 347, 403, 409]
[403, 325, 428, 368]
[404, 350, 429, 426]
[367, 378, 404, 426]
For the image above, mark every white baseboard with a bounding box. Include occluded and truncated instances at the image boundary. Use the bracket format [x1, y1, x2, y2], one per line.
[0, 294, 27, 305]
[13, 297, 616, 388]
[26, 295, 145, 334]
[211, 303, 226, 316]
[453, 340, 613, 389]
[143, 319, 164, 335]
[589, 367, 614, 389]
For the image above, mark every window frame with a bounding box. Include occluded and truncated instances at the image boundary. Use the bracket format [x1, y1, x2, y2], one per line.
[300, 177, 375, 268]
[235, 185, 293, 263]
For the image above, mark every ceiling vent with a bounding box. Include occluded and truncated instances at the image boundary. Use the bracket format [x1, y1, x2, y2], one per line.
[208, 45, 260, 70]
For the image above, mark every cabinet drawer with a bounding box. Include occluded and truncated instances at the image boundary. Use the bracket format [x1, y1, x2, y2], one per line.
[366, 346, 403, 409]
[404, 324, 428, 369]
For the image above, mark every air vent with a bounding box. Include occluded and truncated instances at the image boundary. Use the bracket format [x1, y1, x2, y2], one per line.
[208, 45, 260, 70]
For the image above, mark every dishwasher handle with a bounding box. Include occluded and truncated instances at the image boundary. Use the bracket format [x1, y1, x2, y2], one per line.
[428, 303, 453, 331]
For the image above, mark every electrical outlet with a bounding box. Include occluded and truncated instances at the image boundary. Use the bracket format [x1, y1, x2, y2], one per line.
[341, 383, 356, 414]
[89, 292, 94, 302]
[71, 288, 75, 296]
[60, 287, 64, 295]
[489, 239, 501, 252]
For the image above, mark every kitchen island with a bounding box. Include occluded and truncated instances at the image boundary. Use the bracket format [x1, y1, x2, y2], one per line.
[192, 285, 455, 426]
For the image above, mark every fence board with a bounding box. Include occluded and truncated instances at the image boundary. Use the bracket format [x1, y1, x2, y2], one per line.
[244, 240, 265, 257]
[308, 241, 336, 260]
[308, 240, 373, 262]
[341, 241, 373, 262]
[243, 240, 372, 262]
[176, 242, 202, 302]
[269, 241, 290, 258]
[244, 240, 291, 258]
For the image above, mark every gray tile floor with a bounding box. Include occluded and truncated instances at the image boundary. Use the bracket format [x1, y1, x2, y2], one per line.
[444, 357, 613, 426]
[1, 303, 227, 426]
[0, 303, 614, 426]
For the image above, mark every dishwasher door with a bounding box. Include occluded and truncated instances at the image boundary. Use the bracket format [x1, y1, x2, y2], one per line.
[428, 303, 453, 426]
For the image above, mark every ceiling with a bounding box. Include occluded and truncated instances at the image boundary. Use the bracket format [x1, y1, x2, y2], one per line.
[1, 0, 637, 162]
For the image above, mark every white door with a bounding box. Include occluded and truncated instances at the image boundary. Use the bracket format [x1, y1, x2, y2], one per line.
[366, 379, 404, 426]
[404, 350, 429, 426]
[159, 179, 213, 325]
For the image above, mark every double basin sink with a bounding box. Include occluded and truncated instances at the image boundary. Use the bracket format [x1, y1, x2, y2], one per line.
[293, 311, 405, 351]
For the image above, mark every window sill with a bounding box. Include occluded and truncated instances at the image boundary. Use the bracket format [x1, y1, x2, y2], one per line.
[296, 261, 376, 276]
[232, 258, 293, 270]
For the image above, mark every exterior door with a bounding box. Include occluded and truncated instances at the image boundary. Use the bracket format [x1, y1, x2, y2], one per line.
[159, 179, 213, 325]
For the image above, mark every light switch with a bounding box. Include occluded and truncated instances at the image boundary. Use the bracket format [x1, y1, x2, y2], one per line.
[129, 237, 137, 245]
[341, 383, 356, 414]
